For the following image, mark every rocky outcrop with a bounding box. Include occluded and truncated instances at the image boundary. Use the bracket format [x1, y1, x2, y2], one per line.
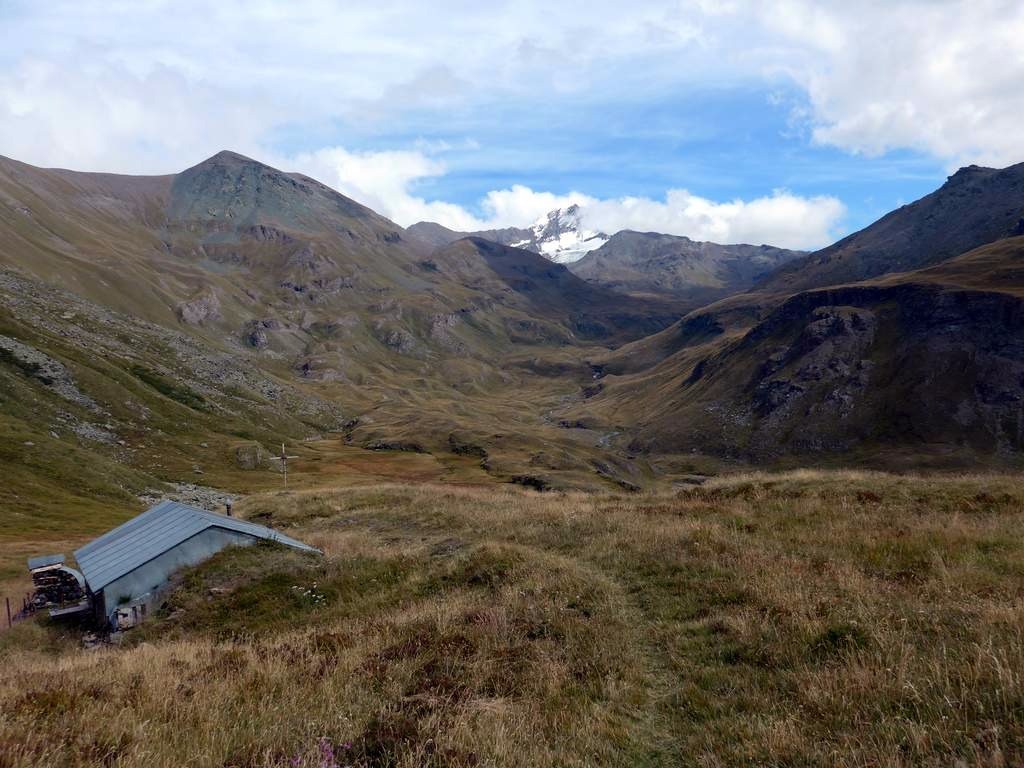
[430, 312, 469, 355]
[176, 289, 221, 325]
[0, 334, 99, 410]
[245, 224, 294, 243]
[234, 443, 268, 469]
[286, 245, 336, 274]
[640, 281, 1024, 459]
[750, 306, 876, 420]
[242, 317, 283, 349]
[377, 327, 418, 355]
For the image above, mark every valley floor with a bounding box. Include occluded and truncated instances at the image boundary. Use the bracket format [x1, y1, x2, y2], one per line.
[2, 471, 1024, 766]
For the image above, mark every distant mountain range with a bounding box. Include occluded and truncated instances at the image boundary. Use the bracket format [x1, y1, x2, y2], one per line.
[570, 230, 803, 304]
[409, 209, 804, 307]
[408, 204, 608, 264]
[2, 148, 1024, 505]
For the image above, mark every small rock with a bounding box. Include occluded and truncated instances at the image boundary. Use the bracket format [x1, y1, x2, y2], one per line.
[73, 422, 117, 444]
[22, 441, 34, 446]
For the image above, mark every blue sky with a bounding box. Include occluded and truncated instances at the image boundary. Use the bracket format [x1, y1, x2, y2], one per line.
[1, 0, 1019, 249]
[352, 84, 947, 235]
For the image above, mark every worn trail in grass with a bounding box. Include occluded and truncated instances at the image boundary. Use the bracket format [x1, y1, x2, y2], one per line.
[2, 471, 1024, 766]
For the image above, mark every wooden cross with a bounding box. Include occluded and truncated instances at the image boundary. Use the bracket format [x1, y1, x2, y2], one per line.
[268, 442, 299, 486]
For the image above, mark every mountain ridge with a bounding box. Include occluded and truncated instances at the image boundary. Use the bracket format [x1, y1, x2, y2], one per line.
[569, 229, 804, 303]
[756, 161, 1024, 294]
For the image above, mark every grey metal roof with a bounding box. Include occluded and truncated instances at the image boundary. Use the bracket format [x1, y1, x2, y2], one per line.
[28, 553, 65, 570]
[74, 500, 319, 591]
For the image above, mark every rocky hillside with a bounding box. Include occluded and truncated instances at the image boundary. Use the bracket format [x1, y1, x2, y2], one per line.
[0, 150, 688, 503]
[589, 237, 1024, 464]
[0, 151, 675, 363]
[595, 162, 1024, 382]
[405, 221, 533, 254]
[568, 230, 803, 303]
[4, 148, 1024, 489]
[429, 237, 682, 344]
[758, 162, 1024, 294]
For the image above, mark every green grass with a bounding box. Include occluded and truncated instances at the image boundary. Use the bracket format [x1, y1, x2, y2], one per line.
[3, 472, 1023, 766]
[129, 364, 209, 411]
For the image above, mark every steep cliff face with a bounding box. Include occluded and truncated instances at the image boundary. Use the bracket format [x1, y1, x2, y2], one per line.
[622, 239, 1024, 462]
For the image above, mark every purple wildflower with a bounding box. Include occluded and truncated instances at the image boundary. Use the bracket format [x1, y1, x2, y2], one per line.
[318, 736, 338, 768]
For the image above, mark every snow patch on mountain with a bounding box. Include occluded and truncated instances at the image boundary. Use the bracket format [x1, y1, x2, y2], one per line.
[512, 205, 609, 264]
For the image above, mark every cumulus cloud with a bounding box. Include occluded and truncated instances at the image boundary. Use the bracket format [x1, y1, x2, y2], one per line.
[0, 57, 269, 173]
[285, 147, 486, 231]
[583, 189, 844, 249]
[285, 148, 588, 232]
[1, 0, 1018, 171]
[285, 146, 843, 249]
[479, 187, 595, 229]
[751, 0, 1024, 168]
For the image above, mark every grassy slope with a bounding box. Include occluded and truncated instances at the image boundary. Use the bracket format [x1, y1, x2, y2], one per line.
[2, 471, 1023, 766]
[0, 152, 675, 542]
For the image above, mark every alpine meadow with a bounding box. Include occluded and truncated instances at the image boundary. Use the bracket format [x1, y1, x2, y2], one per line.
[2, 3, 1024, 766]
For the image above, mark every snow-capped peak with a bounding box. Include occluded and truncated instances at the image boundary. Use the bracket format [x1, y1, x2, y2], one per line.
[510, 204, 609, 264]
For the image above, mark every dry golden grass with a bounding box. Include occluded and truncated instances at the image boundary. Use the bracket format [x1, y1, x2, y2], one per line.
[2, 470, 1023, 766]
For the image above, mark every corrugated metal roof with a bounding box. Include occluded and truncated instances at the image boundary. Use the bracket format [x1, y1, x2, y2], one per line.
[28, 553, 65, 570]
[74, 500, 319, 591]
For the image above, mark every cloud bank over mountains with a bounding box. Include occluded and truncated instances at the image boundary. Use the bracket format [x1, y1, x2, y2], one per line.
[295, 146, 844, 249]
[0, 0, 1016, 248]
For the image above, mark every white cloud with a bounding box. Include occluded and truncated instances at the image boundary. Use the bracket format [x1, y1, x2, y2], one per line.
[470, 185, 843, 249]
[284, 145, 843, 248]
[283, 147, 587, 232]
[751, 0, 1024, 168]
[1, 0, 1019, 172]
[285, 146, 485, 230]
[0, 0, 1011, 252]
[583, 189, 844, 249]
[0, 57, 269, 173]
[480, 187, 595, 229]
